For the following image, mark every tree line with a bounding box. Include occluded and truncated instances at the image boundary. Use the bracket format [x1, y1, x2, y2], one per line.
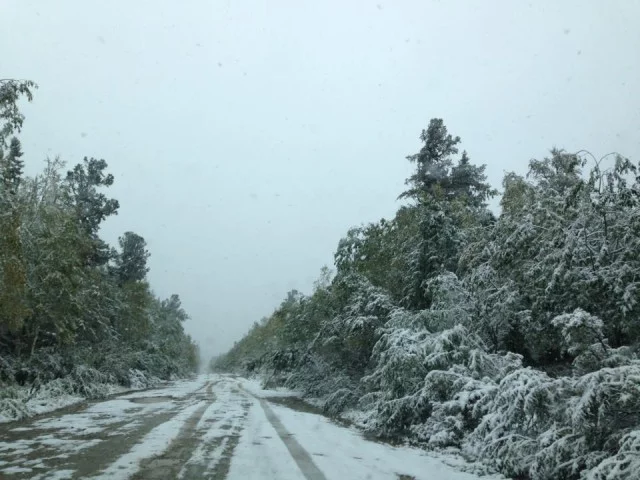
[215, 118, 640, 479]
[0, 80, 198, 408]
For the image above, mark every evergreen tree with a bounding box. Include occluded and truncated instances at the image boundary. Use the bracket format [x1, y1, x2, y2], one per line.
[0, 79, 37, 144]
[115, 231, 150, 284]
[1, 137, 24, 194]
[66, 157, 119, 266]
[0, 138, 29, 336]
[0, 81, 34, 338]
[400, 119, 495, 309]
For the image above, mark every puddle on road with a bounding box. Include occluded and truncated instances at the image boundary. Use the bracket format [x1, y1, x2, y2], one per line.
[127, 395, 175, 404]
[263, 396, 324, 415]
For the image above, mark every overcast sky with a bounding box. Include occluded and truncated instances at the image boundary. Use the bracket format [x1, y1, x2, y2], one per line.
[2, 0, 639, 361]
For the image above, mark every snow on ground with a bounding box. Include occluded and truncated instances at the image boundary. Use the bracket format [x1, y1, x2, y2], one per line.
[226, 396, 307, 480]
[91, 400, 206, 480]
[0, 382, 134, 424]
[269, 402, 503, 480]
[25, 392, 86, 416]
[26, 397, 174, 436]
[0, 391, 84, 424]
[8, 375, 208, 436]
[119, 375, 209, 400]
[2, 374, 502, 479]
[0, 374, 208, 424]
[32, 470, 75, 480]
[235, 376, 302, 398]
[233, 375, 504, 480]
[0, 375, 212, 479]
[178, 381, 249, 474]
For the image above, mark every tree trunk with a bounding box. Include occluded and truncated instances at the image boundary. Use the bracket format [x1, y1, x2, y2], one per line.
[30, 326, 39, 358]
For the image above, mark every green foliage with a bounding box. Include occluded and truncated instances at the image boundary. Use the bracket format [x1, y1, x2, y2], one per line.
[65, 157, 119, 266]
[400, 118, 496, 207]
[0, 79, 37, 144]
[0, 81, 198, 404]
[0, 138, 30, 334]
[216, 118, 640, 479]
[397, 120, 497, 309]
[115, 231, 150, 284]
[0, 82, 35, 334]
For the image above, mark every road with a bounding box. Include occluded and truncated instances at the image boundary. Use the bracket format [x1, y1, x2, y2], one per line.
[0, 375, 499, 480]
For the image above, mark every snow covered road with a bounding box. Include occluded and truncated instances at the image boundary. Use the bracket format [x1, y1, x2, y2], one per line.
[0, 374, 501, 480]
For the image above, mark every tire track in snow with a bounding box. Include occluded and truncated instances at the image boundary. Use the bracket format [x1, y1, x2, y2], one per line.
[179, 381, 252, 479]
[236, 379, 327, 480]
[130, 382, 215, 480]
[257, 398, 328, 480]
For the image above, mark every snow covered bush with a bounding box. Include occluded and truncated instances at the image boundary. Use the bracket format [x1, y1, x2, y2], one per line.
[585, 430, 640, 480]
[552, 309, 606, 357]
[68, 365, 114, 397]
[315, 273, 396, 377]
[529, 363, 640, 479]
[33, 365, 114, 400]
[407, 335, 521, 447]
[552, 309, 636, 375]
[0, 354, 18, 383]
[0, 386, 30, 422]
[462, 361, 640, 479]
[465, 368, 561, 477]
[363, 313, 523, 443]
[425, 272, 475, 331]
[280, 353, 359, 415]
[363, 309, 431, 400]
[128, 368, 153, 390]
[323, 388, 358, 417]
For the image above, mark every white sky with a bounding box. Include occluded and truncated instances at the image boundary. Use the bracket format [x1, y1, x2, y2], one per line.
[2, 0, 639, 360]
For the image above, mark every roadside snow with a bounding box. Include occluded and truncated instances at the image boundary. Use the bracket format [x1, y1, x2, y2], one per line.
[229, 375, 500, 479]
[25, 393, 86, 416]
[32, 470, 75, 480]
[236, 376, 301, 399]
[0, 391, 85, 424]
[269, 403, 504, 480]
[23, 397, 175, 437]
[0, 375, 207, 424]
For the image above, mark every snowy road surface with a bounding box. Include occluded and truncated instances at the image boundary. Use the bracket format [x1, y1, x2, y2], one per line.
[0, 374, 501, 480]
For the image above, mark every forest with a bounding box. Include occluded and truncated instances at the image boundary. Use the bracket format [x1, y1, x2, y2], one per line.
[0, 80, 199, 420]
[215, 118, 640, 479]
